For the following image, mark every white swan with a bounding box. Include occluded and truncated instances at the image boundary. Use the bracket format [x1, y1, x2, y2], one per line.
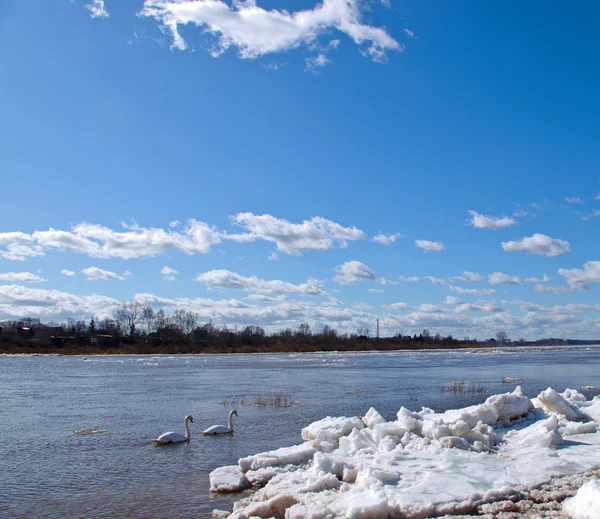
[154, 415, 194, 444]
[204, 410, 237, 435]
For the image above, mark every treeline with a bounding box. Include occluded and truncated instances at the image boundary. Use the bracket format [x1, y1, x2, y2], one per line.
[0, 302, 477, 354]
[0, 302, 596, 355]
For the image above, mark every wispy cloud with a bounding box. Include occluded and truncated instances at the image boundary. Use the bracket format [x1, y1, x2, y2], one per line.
[61, 270, 76, 277]
[565, 196, 584, 204]
[86, 0, 109, 19]
[449, 286, 496, 296]
[488, 272, 550, 285]
[581, 210, 600, 221]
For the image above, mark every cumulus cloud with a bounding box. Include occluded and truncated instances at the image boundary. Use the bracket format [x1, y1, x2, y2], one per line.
[168, 220, 181, 228]
[61, 270, 76, 277]
[449, 286, 496, 296]
[501, 233, 570, 257]
[195, 269, 325, 296]
[82, 267, 126, 281]
[468, 210, 517, 229]
[445, 296, 463, 305]
[140, 0, 401, 63]
[0, 232, 44, 261]
[372, 232, 403, 245]
[0, 272, 47, 283]
[231, 213, 366, 255]
[86, 0, 109, 18]
[377, 277, 397, 285]
[415, 240, 445, 252]
[368, 288, 383, 294]
[488, 272, 550, 285]
[558, 261, 600, 289]
[565, 197, 584, 204]
[161, 266, 178, 281]
[268, 252, 279, 260]
[333, 261, 375, 285]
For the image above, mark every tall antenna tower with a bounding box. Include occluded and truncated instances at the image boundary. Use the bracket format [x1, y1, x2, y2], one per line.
[376, 319, 380, 339]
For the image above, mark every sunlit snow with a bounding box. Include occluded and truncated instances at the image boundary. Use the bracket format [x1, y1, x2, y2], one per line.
[210, 386, 600, 518]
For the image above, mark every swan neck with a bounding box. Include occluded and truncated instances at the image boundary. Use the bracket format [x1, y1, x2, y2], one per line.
[228, 411, 234, 430]
[184, 417, 191, 438]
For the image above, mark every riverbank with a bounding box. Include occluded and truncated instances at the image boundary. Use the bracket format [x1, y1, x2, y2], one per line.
[0, 340, 485, 355]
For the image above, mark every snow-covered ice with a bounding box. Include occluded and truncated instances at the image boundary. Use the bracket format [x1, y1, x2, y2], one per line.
[209, 465, 250, 492]
[563, 479, 600, 519]
[212, 386, 600, 518]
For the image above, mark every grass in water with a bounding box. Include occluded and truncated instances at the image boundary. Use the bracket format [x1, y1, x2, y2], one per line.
[219, 394, 298, 407]
[440, 381, 487, 394]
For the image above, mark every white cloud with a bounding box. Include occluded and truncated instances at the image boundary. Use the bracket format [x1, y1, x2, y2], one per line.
[231, 213, 366, 255]
[305, 53, 331, 73]
[86, 0, 109, 18]
[565, 197, 584, 204]
[533, 284, 577, 294]
[268, 252, 279, 261]
[372, 232, 403, 245]
[0, 272, 47, 283]
[399, 275, 420, 282]
[383, 302, 413, 311]
[353, 301, 374, 311]
[195, 269, 325, 296]
[333, 261, 375, 285]
[61, 270, 76, 277]
[424, 276, 448, 286]
[581, 210, 600, 221]
[449, 286, 496, 296]
[444, 296, 463, 305]
[415, 240, 445, 252]
[161, 266, 178, 281]
[468, 210, 517, 229]
[558, 261, 600, 289]
[501, 233, 570, 257]
[488, 272, 550, 285]
[140, 0, 401, 62]
[123, 270, 133, 278]
[0, 232, 44, 261]
[368, 288, 383, 294]
[82, 267, 126, 281]
[453, 271, 484, 282]
[377, 277, 397, 285]
[168, 220, 181, 228]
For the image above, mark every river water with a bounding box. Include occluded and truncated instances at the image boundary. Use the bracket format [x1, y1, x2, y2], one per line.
[1, 346, 599, 519]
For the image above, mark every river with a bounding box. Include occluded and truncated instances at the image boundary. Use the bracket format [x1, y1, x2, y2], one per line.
[1, 346, 599, 518]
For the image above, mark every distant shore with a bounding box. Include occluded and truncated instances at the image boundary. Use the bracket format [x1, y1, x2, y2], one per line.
[0, 341, 487, 355]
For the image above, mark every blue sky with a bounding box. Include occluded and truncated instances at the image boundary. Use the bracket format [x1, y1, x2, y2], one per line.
[1, 0, 599, 339]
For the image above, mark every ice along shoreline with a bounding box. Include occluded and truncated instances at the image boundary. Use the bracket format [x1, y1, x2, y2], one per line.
[209, 386, 600, 519]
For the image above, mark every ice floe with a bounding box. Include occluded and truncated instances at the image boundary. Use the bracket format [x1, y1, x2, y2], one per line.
[213, 386, 600, 518]
[563, 479, 600, 519]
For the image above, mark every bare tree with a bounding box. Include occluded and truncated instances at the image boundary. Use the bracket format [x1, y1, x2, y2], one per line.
[113, 301, 144, 338]
[142, 306, 155, 334]
[496, 331, 509, 344]
[356, 327, 371, 337]
[298, 323, 311, 336]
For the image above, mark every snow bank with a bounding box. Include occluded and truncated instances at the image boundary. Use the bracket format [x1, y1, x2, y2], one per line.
[215, 386, 600, 518]
[563, 479, 600, 519]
